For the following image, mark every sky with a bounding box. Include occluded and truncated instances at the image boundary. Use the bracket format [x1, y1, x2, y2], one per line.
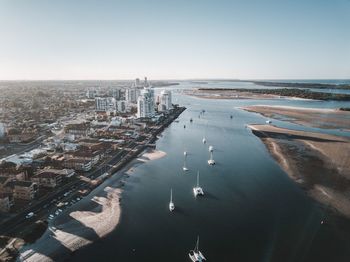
[0, 0, 349, 80]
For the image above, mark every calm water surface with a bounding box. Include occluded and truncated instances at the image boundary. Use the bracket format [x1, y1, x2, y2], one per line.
[71, 83, 350, 262]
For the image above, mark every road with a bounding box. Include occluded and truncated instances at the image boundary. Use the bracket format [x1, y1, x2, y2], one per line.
[0, 107, 185, 237]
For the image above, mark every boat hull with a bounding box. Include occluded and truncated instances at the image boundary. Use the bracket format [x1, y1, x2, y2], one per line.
[169, 202, 175, 211]
[193, 187, 204, 197]
[189, 251, 206, 261]
[208, 159, 215, 165]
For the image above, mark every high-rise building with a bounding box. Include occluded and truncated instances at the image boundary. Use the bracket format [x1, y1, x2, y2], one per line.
[0, 123, 5, 138]
[116, 100, 128, 113]
[112, 88, 124, 100]
[157, 90, 172, 112]
[144, 77, 149, 87]
[95, 97, 129, 114]
[137, 88, 155, 118]
[135, 78, 141, 87]
[95, 97, 117, 114]
[126, 88, 141, 104]
[86, 89, 97, 99]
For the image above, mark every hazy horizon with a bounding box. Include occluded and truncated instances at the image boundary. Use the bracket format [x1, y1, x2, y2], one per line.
[0, 78, 350, 82]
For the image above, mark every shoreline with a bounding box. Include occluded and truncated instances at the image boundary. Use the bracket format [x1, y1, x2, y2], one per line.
[242, 105, 350, 130]
[0, 106, 186, 262]
[18, 149, 166, 262]
[185, 88, 350, 101]
[249, 124, 350, 219]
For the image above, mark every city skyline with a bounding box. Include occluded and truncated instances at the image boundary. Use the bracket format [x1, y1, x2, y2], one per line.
[0, 0, 349, 80]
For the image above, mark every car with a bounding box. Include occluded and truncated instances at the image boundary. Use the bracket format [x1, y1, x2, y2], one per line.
[55, 211, 59, 215]
[25, 212, 34, 219]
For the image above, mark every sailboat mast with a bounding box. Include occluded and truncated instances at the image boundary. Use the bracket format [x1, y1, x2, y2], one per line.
[194, 235, 199, 252]
[170, 189, 173, 202]
[197, 171, 200, 187]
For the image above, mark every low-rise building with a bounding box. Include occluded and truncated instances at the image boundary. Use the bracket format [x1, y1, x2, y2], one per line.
[8, 181, 36, 200]
[0, 176, 13, 195]
[0, 194, 13, 212]
[63, 158, 92, 172]
[64, 123, 92, 138]
[31, 172, 62, 188]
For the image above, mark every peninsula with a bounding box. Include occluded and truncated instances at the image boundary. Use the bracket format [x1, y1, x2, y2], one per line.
[191, 88, 350, 101]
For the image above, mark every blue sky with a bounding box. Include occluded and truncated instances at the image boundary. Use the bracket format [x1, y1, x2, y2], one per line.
[0, 0, 349, 80]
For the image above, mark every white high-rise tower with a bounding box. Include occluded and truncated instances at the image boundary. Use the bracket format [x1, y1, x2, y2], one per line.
[158, 90, 172, 111]
[137, 87, 155, 118]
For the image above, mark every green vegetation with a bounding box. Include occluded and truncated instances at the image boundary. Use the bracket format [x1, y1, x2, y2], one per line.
[198, 88, 350, 101]
[252, 81, 350, 90]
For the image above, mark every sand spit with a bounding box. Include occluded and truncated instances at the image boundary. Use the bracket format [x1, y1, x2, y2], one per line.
[242, 105, 350, 130]
[18, 186, 122, 262]
[249, 124, 350, 218]
[18, 149, 166, 261]
[69, 187, 121, 238]
[138, 149, 167, 162]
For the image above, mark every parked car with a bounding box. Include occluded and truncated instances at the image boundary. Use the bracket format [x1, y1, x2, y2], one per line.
[25, 212, 34, 219]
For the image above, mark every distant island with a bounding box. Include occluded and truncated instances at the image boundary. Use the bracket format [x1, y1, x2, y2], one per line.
[252, 81, 350, 90]
[196, 88, 350, 101]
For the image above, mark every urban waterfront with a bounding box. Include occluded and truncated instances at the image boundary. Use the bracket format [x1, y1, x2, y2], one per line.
[70, 83, 350, 262]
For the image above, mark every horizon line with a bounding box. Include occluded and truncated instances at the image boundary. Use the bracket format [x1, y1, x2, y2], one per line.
[0, 78, 349, 82]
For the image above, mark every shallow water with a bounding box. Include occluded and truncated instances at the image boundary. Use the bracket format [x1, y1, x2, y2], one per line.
[70, 82, 350, 262]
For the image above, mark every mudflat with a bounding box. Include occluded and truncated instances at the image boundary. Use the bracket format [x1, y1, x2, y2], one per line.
[242, 105, 350, 130]
[249, 124, 350, 218]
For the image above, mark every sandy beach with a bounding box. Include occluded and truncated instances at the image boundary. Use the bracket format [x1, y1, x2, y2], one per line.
[17, 149, 167, 262]
[249, 124, 350, 218]
[242, 105, 350, 130]
[138, 149, 167, 161]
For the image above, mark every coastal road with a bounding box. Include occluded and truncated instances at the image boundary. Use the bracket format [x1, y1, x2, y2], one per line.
[0, 107, 185, 238]
[0, 143, 133, 236]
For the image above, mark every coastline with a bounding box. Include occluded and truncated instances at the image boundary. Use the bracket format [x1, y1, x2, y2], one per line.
[185, 88, 350, 101]
[18, 149, 166, 262]
[242, 105, 350, 130]
[249, 124, 350, 219]
[185, 89, 280, 100]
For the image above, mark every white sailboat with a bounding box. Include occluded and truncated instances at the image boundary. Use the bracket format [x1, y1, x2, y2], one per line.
[208, 146, 215, 165]
[189, 236, 206, 261]
[193, 171, 204, 197]
[169, 189, 175, 212]
[202, 121, 208, 144]
[183, 151, 189, 171]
